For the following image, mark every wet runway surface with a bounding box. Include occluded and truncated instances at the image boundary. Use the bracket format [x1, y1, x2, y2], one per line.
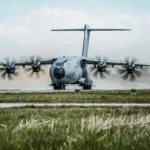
[0, 103, 150, 108]
[0, 89, 142, 93]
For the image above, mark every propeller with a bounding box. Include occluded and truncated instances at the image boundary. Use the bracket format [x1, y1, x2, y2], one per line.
[24, 56, 46, 78]
[117, 57, 142, 81]
[0, 57, 19, 80]
[92, 56, 111, 79]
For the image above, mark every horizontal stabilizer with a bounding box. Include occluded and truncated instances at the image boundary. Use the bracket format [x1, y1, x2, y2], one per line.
[51, 29, 84, 31]
[89, 29, 131, 31]
[52, 29, 131, 31]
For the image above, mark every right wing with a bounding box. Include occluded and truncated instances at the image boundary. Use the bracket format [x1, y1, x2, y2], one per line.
[0, 57, 59, 67]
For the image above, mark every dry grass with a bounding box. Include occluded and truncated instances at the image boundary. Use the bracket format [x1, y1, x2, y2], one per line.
[0, 107, 150, 150]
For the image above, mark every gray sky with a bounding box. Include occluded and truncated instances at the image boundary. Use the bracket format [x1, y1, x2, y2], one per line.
[0, 1, 150, 89]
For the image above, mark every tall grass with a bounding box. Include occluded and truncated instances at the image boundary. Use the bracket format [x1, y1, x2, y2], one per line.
[0, 107, 150, 150]
[1, 90, 150, 103]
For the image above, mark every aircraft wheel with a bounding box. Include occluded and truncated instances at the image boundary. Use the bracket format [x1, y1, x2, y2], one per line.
[83, 85, 91, 90]
[53, 84, 65, 90]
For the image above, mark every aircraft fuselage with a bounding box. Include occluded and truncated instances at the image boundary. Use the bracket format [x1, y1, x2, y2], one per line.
[50, 57, 83, 84]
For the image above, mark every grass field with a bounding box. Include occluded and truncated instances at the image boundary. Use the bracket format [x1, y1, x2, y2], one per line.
[0, 90, 150, 103]
[0, 107, 150, 150]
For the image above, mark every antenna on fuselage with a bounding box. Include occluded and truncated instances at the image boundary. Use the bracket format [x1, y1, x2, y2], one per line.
[51, 24, 131, 57]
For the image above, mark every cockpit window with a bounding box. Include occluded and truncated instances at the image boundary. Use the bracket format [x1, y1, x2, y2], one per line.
[56, 60, 68, 67]
[64, 60, 68, 63]
[56, 62, 64, 67]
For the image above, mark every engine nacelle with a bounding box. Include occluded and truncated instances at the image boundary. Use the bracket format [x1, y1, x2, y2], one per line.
[6, 63, 15, 74]
[97, 62, 107, 72]
[32, 62, 41, 72]
[125, 63, 136, 74]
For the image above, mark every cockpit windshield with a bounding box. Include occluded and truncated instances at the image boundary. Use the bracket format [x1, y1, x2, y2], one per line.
[55, 60, 68, 67]
[56, 62, 64, 67]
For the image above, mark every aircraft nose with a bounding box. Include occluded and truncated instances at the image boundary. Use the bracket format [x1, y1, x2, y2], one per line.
[53, 67, 65, 79]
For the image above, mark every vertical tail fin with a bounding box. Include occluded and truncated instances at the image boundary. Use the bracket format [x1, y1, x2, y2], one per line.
[82, 24, 90, 57]
[51, 24, 131, 57]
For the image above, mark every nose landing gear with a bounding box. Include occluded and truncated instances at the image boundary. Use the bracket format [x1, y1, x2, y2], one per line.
[53, 83, 66, 90]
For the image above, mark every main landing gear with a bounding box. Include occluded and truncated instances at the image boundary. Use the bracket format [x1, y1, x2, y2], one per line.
[78, 82, 92, 90]
[53, 83, 66, 90]
[83, 85, 92, 90]
[52, 83, 91, 90]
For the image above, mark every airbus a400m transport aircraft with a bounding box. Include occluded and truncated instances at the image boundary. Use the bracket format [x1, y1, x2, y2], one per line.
[0, 24, 149, 90]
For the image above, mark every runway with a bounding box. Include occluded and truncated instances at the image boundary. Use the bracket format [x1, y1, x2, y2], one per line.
[0, 89, 124, 93]
[0, 88, 149, 93]
[0, 103, 150, 108]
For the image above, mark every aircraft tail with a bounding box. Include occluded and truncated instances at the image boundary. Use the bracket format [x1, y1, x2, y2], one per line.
[51, 24, 131, 57]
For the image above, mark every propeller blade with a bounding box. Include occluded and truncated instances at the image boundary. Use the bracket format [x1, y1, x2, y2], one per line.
[130, 73, 136, 81]
[117, 68, 127, 75]
[125, 57, 130, 64]
[0, 57, 19, 80]
[41, 68, 46, 74]
[12, 57, 18, 63]
[103, 56, 108, 62]
[93, 56, 110, 79]
[28, 55, 42, 62]
[118, 57, 142, 81]
[15, 67, 20, 71]
[8, 74, 13, 80]
[1, 72, 7, 80]
[36, 56, 42, 61]
[14, 72, 19, 77]
[29, 56, 35, 61]
[35, 72, 40, 79]
[0, 68, 6, 71]
[105, 70, 111, 76]
[96, 55, 101, 60]
[25, 68, 33, 72]
[19, 55, 27, 61]
[134, 69, 142, 77]
[99, 72, 106, 79]
[131, 57, 137, 66]
[29, 71, 34, 78]
[4, 57, 10, 64]
[93, 69, 98, 78]
[122, 72, 129, 80]
[24, 55, 46, 79]
[90, 66, 95, 72]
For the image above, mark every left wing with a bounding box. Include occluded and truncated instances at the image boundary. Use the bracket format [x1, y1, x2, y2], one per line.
[81, 57, 150, 81]
[82, 57, 150, 67]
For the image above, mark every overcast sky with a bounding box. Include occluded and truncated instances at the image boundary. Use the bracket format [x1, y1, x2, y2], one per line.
[0, 0, 150, 89]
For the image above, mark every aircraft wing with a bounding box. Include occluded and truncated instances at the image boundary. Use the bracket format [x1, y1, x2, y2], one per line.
[0, 57, 58, 67]
[82, 57, 150, 67]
